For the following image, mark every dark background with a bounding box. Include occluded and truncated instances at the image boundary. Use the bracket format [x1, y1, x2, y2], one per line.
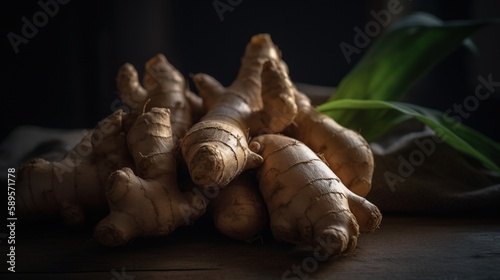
[2, 0, 500, 142]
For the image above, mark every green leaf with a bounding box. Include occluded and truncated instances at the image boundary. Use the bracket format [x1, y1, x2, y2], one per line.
[331, 13, 499, 102]
[317, 99, 500, 172]
[328, 13, 499, 128]
[316, 13, 500, 172]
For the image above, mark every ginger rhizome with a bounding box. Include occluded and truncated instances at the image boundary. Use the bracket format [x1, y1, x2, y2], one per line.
[117, 53, 202, 138]
[94, 54, 207, 246]
[285, 90, 374, 197]
[249, 134, 382, 256]
[16, 53, 199, 227]
[15, 33, 381, 257]
[210, 172, 267, 241]
[180, 34, 297, 188]
[94, 108, 206, 247]
[17, 110, 132, 226]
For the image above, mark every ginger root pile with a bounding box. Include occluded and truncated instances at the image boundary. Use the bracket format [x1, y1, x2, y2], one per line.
[16, 34, 381, 257]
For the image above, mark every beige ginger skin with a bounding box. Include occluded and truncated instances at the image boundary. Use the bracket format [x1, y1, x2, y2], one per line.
[181, 34, 297, 189]
[94, 108, 206, 247]
[284, 90, 374, 197]
[249, 134, 381, 256]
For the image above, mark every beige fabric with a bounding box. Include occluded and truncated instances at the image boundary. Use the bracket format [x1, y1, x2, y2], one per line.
[368, 128, 500, 213]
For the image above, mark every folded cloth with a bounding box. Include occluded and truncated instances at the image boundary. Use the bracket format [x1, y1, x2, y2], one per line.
[2, 125, 499, 214]
[0, 126, 89, 177]
[369, 127, 500, 214]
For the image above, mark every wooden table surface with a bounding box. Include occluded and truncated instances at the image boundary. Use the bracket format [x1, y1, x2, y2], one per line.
[1, 215, 500, 280]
